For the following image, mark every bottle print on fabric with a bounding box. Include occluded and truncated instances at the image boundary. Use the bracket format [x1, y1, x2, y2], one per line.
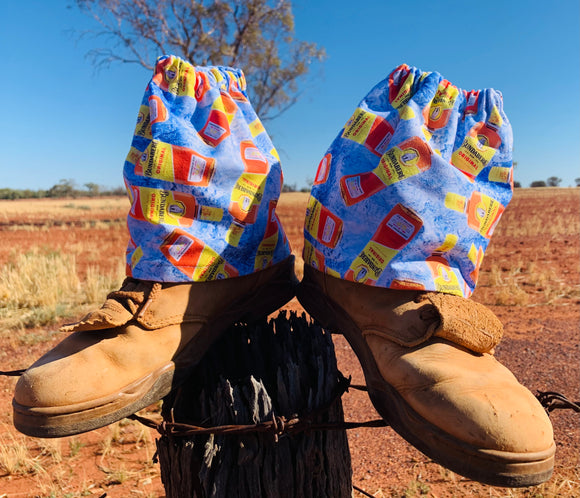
[123, 55, 291, 282]
[303, 64, 514, 298]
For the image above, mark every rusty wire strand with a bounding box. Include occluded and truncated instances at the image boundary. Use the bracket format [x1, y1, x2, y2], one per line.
[352, 484, 376, 498]
[2, 369, 578, 440]
[129, 412, 387, 438]
[0, 369, 26, 376]
[129, 373, 387, 439]
[536, 391, 580, 413]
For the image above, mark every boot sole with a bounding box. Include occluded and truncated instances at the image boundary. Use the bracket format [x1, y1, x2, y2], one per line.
[297, 272, 555, 488]
[13, 257, 297, 438]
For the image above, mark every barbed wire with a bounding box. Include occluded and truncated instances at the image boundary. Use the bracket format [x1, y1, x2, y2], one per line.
[2, 369, 578, 441]
[129, 373, 387, 441]
[0, 369, 26, 376]
[536, 391, 580, 413]
[2, 367, 578, 498]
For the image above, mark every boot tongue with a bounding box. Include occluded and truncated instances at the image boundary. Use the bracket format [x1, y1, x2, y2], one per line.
[60, 279, 154, 333]
[421, 293, 503, 353]
[362, 292, 502, 354]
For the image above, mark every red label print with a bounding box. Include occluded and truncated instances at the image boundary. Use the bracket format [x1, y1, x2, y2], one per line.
[199, 109, 231, 147]
[314, 154, 332, 185]
[149, 95, 168, 125]
[240, 140, 269, 174]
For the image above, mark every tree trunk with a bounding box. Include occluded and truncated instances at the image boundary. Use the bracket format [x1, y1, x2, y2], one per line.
[156, 312, 353, 498]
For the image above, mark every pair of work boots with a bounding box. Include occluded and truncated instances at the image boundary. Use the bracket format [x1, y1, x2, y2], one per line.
[13, 255, 554, 487]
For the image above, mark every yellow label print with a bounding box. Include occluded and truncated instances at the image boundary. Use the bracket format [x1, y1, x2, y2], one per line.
[488, 166, 511, 183]
[231, 173, 267, 217]
[226, 71, 247, 95]
[446, 192, 503, 238]
[303, 239, 316, 264]
[226, 70, 236, 84]
[467, 243, 485, 285]
[467, 243, 478, 265]
[342, 108, 375, 145]
[431, 264, 464, 296]
[126, 146, 143, 167]
[349, 241, 398, 283]
[303, 239, 324, 271]
[374, 146, 422, 186]
[422, 126, 433, 142]
[325, 267, 341, 278]
[163, 58, 196, 97]
[303, 196, 344, 247]
[444, 192, 467, 213]
[198, 205, 223, 222]
[435, 234, 458, 253]
[141, 140, 175, 182]
[398, 105, 415, 120]
[130, 246, 143, 269]
[249, 118, 266, 137]
[193, 246, 233, 281]
[210, 68, 224, 85]
[238, 72, 246, 91]
[433, 81, 459, 107]
[135, 105, 152, 139]
[391, 73, 414, 109]
[254, 231, 278, 271]
[451, 134, 497, 178]
[428, 82, 459, 120]
[211, 94, 235, 124]
[226, 221, 245, 247]
[468, 193, 503, 237]
[487, 105, 503, 129]
[138, 188, 192, 226]
[304, 196, 322, 239]
[270, 148, 280, 161]
[468, 243, 484, 270]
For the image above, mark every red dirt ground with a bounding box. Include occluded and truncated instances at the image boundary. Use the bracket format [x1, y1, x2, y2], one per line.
[0, 189, 578, 497]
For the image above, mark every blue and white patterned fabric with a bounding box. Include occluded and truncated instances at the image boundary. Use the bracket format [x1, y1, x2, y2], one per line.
[124, 55, 291, 282]
[304, 64, 513, 297]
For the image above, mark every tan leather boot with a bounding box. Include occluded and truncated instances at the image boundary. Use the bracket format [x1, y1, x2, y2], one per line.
[13, 256, 296, 438]
[298, 265, 555, 487]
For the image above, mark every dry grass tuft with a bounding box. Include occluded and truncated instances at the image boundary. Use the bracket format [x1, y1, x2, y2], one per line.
[0, 429, 42, 476]
[0, 196, 128, 222]
[0, 248, 124, 331]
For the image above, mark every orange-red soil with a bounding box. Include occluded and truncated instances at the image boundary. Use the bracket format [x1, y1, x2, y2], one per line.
[0, 189, 578, 497]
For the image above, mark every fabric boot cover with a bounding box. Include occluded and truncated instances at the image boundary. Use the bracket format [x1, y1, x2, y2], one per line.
[124, 55, 291, 282]
[304, 64, 513, 298]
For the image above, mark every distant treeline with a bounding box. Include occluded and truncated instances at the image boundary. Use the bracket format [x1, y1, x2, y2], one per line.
[0, 180, 125, 200]
[2, 176, 574, 201]
[1, 179, 311, 200]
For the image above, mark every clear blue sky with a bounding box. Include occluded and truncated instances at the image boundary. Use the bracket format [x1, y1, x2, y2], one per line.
[1, 0, 578, 191]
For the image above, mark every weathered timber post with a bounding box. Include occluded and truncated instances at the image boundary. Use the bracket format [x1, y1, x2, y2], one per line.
[156, 312, 353, 497]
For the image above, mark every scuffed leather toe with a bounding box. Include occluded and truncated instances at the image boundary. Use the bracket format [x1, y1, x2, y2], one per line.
[365, 335, 554, 453]
[13, 257, 296, 438]
[297, 265, 556, 487]
[14, 325, 179, 409]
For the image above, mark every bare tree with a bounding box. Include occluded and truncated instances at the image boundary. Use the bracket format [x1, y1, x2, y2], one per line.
[74, 0, 325, 120]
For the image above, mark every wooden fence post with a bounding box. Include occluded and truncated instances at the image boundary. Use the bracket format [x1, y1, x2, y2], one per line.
[156, 312, 353, 497]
